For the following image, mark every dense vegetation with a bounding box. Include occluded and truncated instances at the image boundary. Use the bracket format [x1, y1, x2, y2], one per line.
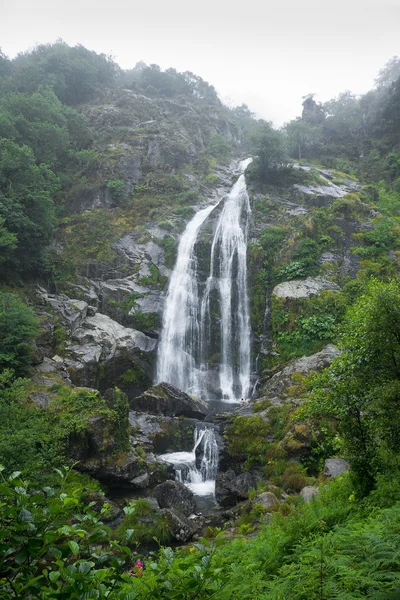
[2, 42, 400, 597]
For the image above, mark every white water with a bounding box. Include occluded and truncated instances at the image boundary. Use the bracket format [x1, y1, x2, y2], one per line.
[158, 426, 218, 497]
[156, 158, 252, 402]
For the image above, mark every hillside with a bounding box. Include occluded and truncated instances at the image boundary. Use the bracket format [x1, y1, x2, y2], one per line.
[1, 43, 400, 599]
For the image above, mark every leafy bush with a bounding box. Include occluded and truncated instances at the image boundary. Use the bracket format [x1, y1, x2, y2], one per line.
[106, 178, 125, 200]
[0, 293, 40, 374]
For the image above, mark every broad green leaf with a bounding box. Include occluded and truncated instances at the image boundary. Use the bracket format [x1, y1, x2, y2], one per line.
[68, 540, 79, 555]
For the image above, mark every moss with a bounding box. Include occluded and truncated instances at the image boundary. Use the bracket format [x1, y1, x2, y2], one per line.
[115, 499, 171, 545]
[117, 363, 148, 387]
[130, 311, 161, 331]
[226, 415, 271, 467]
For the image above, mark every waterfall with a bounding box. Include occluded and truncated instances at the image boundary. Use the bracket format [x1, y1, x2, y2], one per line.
[156, 158, 252, 402]
[158, 425, 218, 497]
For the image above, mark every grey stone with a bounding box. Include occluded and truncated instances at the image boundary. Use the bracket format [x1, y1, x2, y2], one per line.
[147, 497, 160, 511]
[44, 296, 88, 333]
[131, 473, 150, 489]
[300, 486, 319, 502]
[259, 345, 340, 399]
[71, 312, 156, 357]
[131, 382, 208, 419]
[215, 470, 257, 507]
[324, 458, 350, 478]
[160, 507, 198, 542]
[79, 452, 146, 488]
[253, 491, 279, 509]
[153, 480, 196, 516]
[30, 391, 53, 408]
[272, 276, 340, 299]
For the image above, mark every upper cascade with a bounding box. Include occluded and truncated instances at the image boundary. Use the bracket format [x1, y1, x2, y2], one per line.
[156, 159, 253, 402]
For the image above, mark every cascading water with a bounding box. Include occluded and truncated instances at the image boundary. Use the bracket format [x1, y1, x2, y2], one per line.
[156, 158, 252, 402]
[158, 425, 219, 497]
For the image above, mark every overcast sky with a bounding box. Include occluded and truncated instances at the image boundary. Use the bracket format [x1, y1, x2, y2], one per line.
[1, 0, 399, 125]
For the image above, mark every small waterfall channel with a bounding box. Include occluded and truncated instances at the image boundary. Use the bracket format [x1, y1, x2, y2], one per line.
[158, 425, 218, 497]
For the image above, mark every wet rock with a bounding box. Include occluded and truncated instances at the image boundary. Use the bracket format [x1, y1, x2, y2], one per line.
[131, 473, 150, 489]
[71, 313, 156, 357]
[79, 453, 147, 489]
[131, 383, 208, 419]
[215, 470, 258, 507]
[324, 458, 350, 478]
[47, 297, 88, 333]
[160, 508, 198, 542]
[153, 480, 196, 516]
[253, 491, 279, 509]
[259, 345, 340, 400]
[272, 276, 340, 299]
[64, 312, 156, 392]
[300, 486, 319, 502]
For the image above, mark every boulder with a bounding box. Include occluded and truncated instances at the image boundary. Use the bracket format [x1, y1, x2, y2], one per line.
[253, 491, 279, 509]
[131, 382, 208, 419]
[215, 470, 258, 507]
[160, 508, 198, 542]
[79, 452, 148, 489]
[153, 480, 196, 516]
[272, 276, 340, 300]
[259, 345, 340, 400]
[300, 486, 319, 502]
[324, 458, 350, 478]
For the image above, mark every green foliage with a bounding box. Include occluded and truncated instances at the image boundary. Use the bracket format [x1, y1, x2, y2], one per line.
[226, 416, 271, 467]
[0, 139, 58, 275]
[130, 311, 161, 331]
[307, 278, 400, 494]
[115, 499, 171, 545]
[248, 120, 289, 184]
[107, 179, 125, 200]
[11, 41, 118, 105]
[160, 234, 177, 268]
[0, 378, 130, 480]
[0, 372, 63, 477]
[275, 260, 311, 281]
[0, 293, 40, 374]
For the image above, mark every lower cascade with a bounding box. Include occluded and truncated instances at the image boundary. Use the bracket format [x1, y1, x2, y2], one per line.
[158, 425, 218, 497]
[156, 158, 253, 402]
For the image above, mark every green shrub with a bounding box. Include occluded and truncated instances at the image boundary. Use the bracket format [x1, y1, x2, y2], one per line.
[0, 292, 40, 374]
[106, 178, 125, 200]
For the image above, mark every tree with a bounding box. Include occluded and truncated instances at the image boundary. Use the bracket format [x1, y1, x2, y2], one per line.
[0, 140, 58, 274]
[11, 41, 118, 105]
[0, 292, 40, 374]
[301, 94, 326, 125]
[309, 278, 400, 494]
[249, 120, 288, 184]
[375, 56, 400, 88]
[284, 118, 323, 160]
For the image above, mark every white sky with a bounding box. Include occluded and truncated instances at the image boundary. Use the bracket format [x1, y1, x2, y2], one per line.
[0, 0, 399, 125]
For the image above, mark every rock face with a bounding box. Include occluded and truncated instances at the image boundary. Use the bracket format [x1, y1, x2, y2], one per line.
[131, 382, 209, 419]
[324, 458, 350, 478]
[153, 480, 197, 516]
[272, 276, 340, 299]
[259, 345, 340, 400]
[34, 288, 156, 397]
[215, 470, 258, 507]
